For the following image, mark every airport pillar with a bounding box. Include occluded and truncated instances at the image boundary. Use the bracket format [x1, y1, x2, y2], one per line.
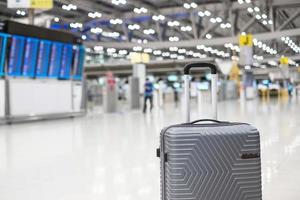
[242, 71, 255, 100]
[132, 64, 146, 95]
[28, 8, 35, 25]
[129, 77, 140, 109]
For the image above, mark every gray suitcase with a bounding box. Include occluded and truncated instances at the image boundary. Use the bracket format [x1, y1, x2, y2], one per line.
[157, 63, 262, 200]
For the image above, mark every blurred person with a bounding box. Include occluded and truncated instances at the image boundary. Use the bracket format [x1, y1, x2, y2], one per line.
[174, 87, 179, 107]
[143, 78, 154, 113]
[288, 82, 294, 96]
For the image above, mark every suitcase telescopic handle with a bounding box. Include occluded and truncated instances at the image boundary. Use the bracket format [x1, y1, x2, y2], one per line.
[183, 62, 218, 122]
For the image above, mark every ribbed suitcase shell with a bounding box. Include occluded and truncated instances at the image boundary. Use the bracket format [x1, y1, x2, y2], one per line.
[160, 122, 262, 200]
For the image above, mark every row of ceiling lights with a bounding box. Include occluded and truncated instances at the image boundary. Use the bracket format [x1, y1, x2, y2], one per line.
[62, 4, 77, 11]
[92, 45, 219, 59]
[198, 9, 232, 32]
[62, 1, 294, 65]
[91, 46, 299, 67]
[91, 46, 298, 68]
[253, 38, 277, 55]
[247, 6, 273, 25]
[224, 43, 240, 52]
[196, 45, 230, 58]
[281, 37, 300, 53]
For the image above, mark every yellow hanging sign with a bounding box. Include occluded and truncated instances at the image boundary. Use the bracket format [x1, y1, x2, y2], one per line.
[239, 34, 253, 47]
[130, 53, 150, 64]
[280, 57, 289, 65]
[30, 0, 53, 9]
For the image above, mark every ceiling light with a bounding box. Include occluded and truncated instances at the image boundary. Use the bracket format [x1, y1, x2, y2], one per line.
[169, 47, 178, 51]
[216, 17, 222, 23]
[268, 20, 273, 25]
[262, 14, 267, 19]
[102, 31, 120, 38]
[238, 0, 244, 4]
[70, 22, 82, 29]
[168, 21, 180, 27]
[206, 34, 212, 39]
[247, 7, 253, 13]
[54, 17, 60, 22]
[128, 24, 140, 30]
[254, 7, 260, 12]
[169, 36, 179, 42]
[198, 11, 205, 17]
[152, 15, 165, 21]
[170, 54, 178, 59]
[112, 0, 126, 5]
[183, 3, 191, 9]
[210, 18, 216, 23]
[134, 7, 148, 14]
[144, 48, 153, 53]
[226, 23, 232, 28]
[107, 48, 116, 53]
[62, 4, 77, 11]
[162, 52, 170, 57]
[16, 10, 26, 16]
[255, 15, 261, 20]
[133, 46, 142, 51]
[94, 46, 103, 52]
[204, 10, 211, 16]
[153, 50, 162, 55]
[190, 2, 197, 8]
[196, 44, 205, 49]
[88, 12, 102, 18]
[262, 20, 267, 25]
[110, 18, 123, 25]
[178, 49, 186, 54]
[119, 50, 128, 55]
[186, 50, 194, 55]
[245, 65, 251, 70]
[245, 0, 251, 3]
[91, 27, 103, 34]
[181, 25, 192, 32]
[143, 29, 155, 35]
[81, 35, 87, 40]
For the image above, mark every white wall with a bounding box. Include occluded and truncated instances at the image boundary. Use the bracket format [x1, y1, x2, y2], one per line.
[9, 79, 73, 116]
[72, 82, 83, 112]
[0, 80, 5, 118]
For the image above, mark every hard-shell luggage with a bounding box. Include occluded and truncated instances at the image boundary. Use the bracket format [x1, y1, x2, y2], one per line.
[157, 63, 262, 200]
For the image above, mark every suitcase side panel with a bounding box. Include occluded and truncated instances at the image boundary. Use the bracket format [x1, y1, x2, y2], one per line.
[161, 124, 262, 200]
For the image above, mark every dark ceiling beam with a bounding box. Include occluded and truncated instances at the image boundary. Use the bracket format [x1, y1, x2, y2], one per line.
[277, 10, 300, 30]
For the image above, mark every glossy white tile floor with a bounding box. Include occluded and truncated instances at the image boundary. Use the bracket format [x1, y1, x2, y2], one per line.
[0, 98, 300, 200]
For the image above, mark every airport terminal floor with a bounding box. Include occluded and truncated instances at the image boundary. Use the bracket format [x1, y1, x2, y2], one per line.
[0, 99, 299, 200]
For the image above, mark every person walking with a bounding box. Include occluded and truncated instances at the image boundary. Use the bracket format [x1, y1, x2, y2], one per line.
[143, 78, 154, 113]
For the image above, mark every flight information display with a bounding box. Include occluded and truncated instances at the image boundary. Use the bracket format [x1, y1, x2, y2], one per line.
[22, 37, 39, 77]
[36, 40, 52, 77]
[8, 35, 25, 76]
[73, 45, 85, 80]
[48, 42, 63, 78]
[0, 33, 8, 76]
[0, 31, 85, 79]
[59, 44, 73, 79]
